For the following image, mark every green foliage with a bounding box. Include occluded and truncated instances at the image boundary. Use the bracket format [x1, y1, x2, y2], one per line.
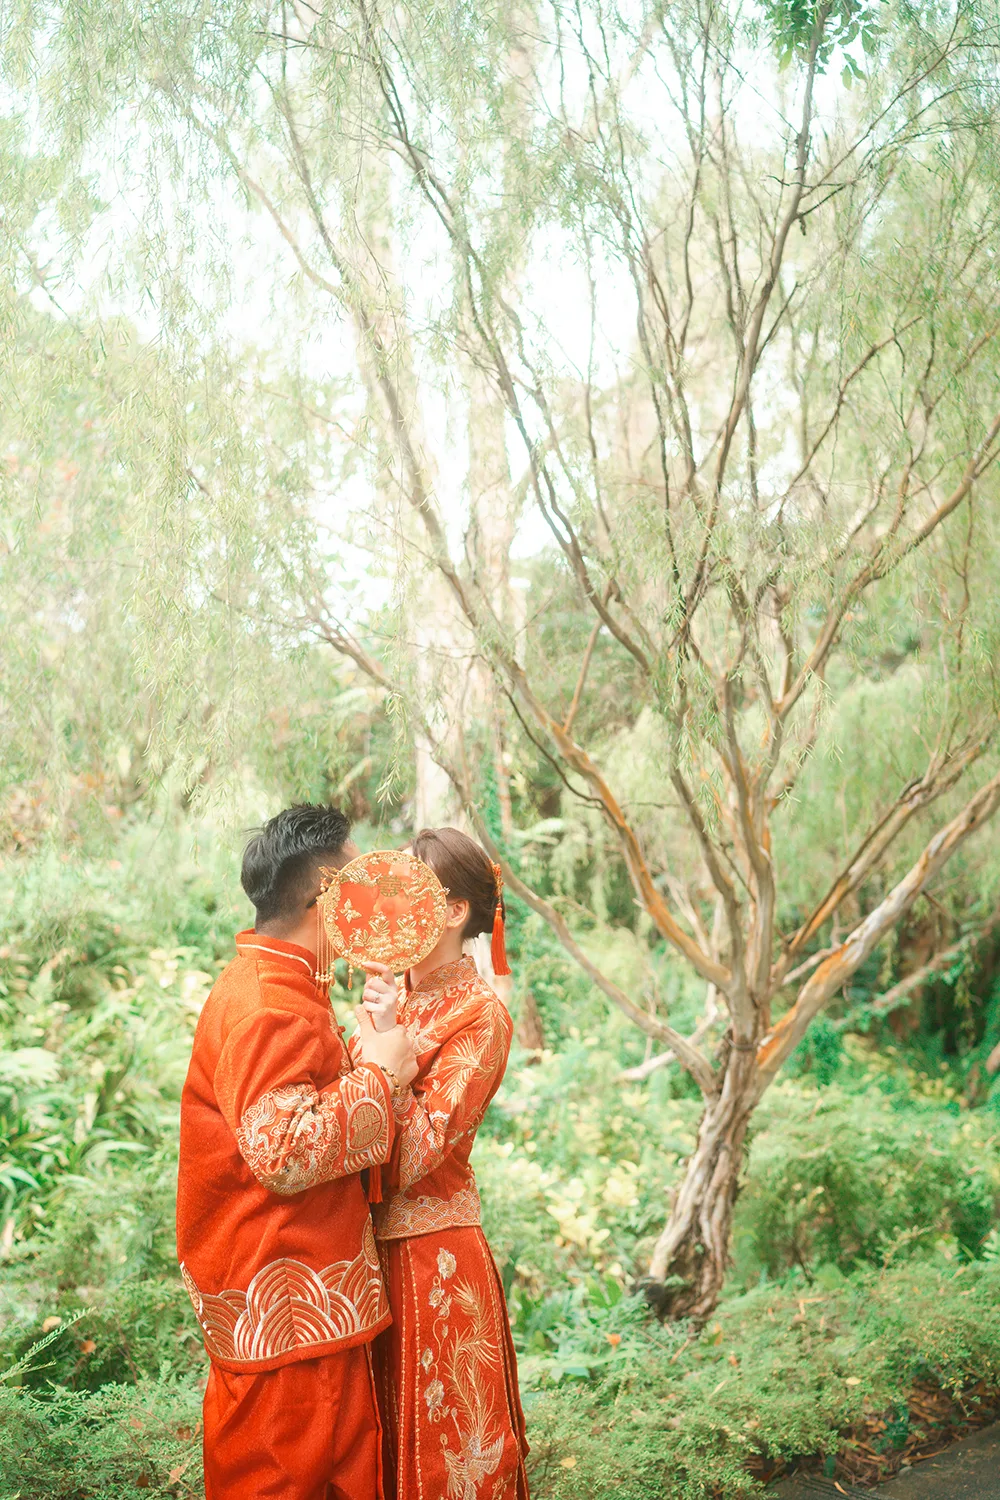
[734, 1074, 1000, 1279]
[0, 832, 999, 1495]
[762, 0, 887, 75]
[524, 1258, 1000, 1498]
[0, 1378, 202, 1499]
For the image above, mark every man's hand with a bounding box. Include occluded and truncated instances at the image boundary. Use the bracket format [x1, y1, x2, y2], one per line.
[355, 1007, 418, 1088]
[360, 962, 398, 1033]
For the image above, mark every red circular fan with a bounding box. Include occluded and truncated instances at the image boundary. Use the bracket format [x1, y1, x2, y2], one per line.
[317, 850, 447, 975]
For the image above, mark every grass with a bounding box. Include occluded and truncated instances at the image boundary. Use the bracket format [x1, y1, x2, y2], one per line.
[1, 834, 999, 1497]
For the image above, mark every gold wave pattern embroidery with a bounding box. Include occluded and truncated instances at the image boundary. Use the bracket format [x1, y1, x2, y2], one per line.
[398, 1107, 449, 1191]
[374, 1180, 482, 1241]
[181, 1220, 387, 1364]
[235, 1073, 389, 1196]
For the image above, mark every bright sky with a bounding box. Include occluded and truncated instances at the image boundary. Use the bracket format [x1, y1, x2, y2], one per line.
[14, 12, 865, 582]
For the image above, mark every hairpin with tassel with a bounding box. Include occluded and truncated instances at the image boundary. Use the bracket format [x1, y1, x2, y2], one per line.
[490, 861, 512, 977]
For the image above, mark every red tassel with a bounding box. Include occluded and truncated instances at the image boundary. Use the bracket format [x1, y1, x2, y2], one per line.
[367, 1164, 383, 1204]
[491, 903, 511, 976]
[489, 861, 512, 976]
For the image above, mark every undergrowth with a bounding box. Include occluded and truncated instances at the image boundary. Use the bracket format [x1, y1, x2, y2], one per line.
[1, 831, 999, 1497]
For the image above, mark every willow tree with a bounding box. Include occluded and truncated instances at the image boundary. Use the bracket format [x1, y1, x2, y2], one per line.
[9, 0, 1000, 1317]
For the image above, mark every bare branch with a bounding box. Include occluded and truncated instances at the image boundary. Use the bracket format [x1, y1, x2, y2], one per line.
[867, 910, 1000, 1016]
[456, 798, 718, 1094]
[779, 407, 1000, 717]
[776, 736, 989, 979]
[563, 614, 603, 734]
[710, 19, 823, 493]
[757, 767, 1000, 1083]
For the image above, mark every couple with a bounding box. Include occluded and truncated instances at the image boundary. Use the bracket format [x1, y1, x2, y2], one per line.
[176, 804, 529, 1499]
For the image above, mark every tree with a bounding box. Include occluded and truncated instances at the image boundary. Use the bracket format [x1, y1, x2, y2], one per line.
[7, 0, 1000, 1318]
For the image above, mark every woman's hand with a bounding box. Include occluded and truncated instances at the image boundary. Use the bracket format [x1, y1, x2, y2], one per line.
[360, 962, 399, 1033]
[355, 1006, 418, 1087]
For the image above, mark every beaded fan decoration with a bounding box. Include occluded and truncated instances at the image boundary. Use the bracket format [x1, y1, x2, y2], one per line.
[315, 850, 448, 987]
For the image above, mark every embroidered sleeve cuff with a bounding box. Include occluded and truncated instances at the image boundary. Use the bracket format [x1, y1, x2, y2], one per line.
[353, 1064, 395, 1161]
[390, 1083, 414, 1121]
[235, 1069, 392, 1195]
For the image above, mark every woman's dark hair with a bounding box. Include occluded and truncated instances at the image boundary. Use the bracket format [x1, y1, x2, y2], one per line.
[242, 803, 352, 927]
[410, 827, 501, 942]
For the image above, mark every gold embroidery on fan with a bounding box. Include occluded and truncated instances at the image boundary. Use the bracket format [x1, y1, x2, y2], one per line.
[318, 850, 448, 974]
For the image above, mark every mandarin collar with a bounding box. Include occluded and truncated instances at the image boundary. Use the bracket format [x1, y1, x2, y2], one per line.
[235, 929, 317, 978]
[407, 954, 478, 998]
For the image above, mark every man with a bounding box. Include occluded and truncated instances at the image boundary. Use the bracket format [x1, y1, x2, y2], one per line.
[177, 804, 417, 1500]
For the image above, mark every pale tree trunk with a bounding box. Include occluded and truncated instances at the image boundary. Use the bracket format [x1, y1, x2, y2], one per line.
[642, 1048, 757, 1319]
[413, 571, 469, 829]
[640, 767, 1000, 1321]
[463, 370, 519, 999]
[413, 373, 518, 835]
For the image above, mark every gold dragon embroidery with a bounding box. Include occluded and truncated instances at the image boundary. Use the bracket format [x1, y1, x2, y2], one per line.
[235, 1072, 388, 1195]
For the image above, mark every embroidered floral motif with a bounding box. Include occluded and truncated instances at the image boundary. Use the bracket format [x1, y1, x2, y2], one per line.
[409, 956, 476, 997]
[438, 1247, 457, 1279]
[180, 1220, 387, 1364]
[419, 1243, 507, 1499]
[235, 1070, 389, 1195]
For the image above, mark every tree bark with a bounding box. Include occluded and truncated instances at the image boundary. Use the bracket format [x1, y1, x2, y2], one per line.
[640, 1048, 756, 1321]
[642, 771, 1000, 1321]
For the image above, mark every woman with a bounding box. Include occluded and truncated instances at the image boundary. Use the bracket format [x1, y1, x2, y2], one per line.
[352, 827, 529, 1500]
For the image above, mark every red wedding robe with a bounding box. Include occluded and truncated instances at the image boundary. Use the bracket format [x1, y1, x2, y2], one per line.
[352, 955, 530, 1500]
[178, 931, 396, 1500]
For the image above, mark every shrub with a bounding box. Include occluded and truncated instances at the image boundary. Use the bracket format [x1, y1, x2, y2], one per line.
[0, 1378, 203, 1499]
[733, 1078, 1000, 1280]
[524, 1258, 1000, 1498]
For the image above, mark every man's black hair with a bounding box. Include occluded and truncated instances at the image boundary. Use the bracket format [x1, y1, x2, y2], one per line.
[241, 804, 352, 928]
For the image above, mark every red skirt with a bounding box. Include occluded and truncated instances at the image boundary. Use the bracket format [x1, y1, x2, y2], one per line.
[375, 1226, 529, 1500]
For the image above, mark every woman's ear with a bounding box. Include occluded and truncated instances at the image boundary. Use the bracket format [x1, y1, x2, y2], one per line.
[444, 898, 470, 932]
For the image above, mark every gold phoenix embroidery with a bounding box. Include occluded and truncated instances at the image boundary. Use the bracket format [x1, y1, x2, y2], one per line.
[421, 1245, 506, 1499]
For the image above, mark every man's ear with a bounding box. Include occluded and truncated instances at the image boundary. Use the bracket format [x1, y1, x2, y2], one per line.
[445, 898, 470, 932]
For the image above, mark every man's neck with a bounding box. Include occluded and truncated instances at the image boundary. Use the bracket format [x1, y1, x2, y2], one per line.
[255, 916, 318, 961]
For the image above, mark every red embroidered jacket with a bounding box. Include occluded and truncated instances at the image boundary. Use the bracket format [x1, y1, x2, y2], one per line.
[350, 956, 512, 1241]
[176, 931, 394, 1372]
